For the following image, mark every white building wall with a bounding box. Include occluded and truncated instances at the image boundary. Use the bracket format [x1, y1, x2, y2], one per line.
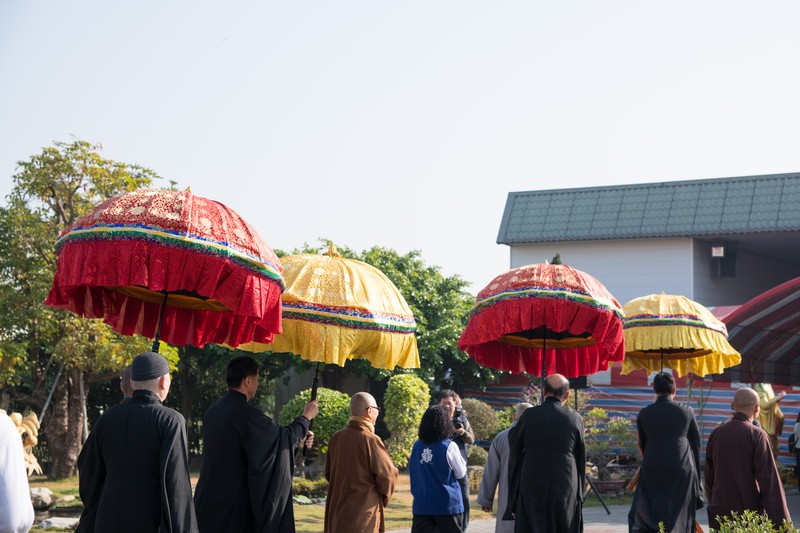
[692, 239, 800, 306]
[509, 238, 695, 305]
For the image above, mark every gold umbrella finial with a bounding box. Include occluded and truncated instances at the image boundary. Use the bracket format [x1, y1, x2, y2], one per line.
[323, 243, 341, 258]
[185, 186, 192, 193]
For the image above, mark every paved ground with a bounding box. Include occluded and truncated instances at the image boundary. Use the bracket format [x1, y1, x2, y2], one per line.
[390, 489, 800, 533]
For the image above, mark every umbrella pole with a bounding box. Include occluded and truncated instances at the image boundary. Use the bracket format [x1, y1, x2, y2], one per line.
[541, 333, 547, 404]
[303, 363, 322, 457]
[151, 291, 169, 353]
[310, 362, 320, 401]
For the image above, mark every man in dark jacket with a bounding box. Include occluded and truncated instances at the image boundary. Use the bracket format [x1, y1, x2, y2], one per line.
[194, 356, 318, 533]
[507, 373, 585, 533]
[77, 351, 197, 533]
[628, 371, 701, 533]
[439, 389, 474, 530]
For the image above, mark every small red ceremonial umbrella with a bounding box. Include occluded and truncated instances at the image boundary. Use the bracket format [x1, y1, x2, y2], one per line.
[45, 188, 284, 351]
[458, 263, 625, 379]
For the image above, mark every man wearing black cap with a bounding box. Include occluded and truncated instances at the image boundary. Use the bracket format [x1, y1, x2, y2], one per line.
[76, 352, 197, 533]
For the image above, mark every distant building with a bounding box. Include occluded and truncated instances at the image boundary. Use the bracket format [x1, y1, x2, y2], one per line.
[497, 172, 800, 307]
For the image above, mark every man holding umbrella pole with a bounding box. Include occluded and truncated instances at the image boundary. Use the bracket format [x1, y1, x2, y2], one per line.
[194, 356, 318, 533]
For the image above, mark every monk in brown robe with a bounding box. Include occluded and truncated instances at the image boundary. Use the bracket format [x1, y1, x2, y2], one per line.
[705, 387, 791, 530]
[324, 392, 398, 533]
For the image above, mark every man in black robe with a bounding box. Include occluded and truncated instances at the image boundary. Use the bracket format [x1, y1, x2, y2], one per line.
[77, 351, 197, 533]
[194, 356, 318, 533]
[506, 373, 585, 533]
[628, 371, 701, 533]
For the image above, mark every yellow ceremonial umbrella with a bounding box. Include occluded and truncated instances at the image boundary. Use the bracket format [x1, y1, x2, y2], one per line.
[621, 293, 741, 377]
[242, 244, 419, 381]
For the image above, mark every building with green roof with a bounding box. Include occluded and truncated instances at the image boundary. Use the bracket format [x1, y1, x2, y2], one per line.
[497, 172, 800, 306]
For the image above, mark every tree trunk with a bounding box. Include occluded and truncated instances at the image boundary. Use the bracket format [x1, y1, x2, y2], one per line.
[46, 368, 86, 479]
[180, 355, 195, 429]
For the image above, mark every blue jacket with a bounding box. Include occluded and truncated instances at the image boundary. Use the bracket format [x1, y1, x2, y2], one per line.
[409, 439, 464, 516]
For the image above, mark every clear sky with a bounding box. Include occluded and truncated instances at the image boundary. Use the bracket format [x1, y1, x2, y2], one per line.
[2, 1, 798, 293]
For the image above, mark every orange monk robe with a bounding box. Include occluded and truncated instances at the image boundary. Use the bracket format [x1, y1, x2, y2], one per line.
[324, 417, 398, 533]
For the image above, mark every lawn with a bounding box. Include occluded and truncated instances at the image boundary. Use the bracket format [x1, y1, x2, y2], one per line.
[27, 471, 635, 533]
[292, 472, 636, 533]
[293, 472, 492, 533]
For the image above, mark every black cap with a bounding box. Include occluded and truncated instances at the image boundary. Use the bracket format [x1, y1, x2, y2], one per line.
[130, 352, 170, 381]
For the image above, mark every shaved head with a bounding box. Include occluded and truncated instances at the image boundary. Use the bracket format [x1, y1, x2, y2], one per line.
[733, 387, 760, 413]
[120, 365, 133, 398]
[351, 392, 376, 416]
[515, 402, 533, 418]
[544, 374, 570, 398]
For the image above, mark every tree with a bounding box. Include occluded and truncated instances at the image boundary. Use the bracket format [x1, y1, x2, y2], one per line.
[0, 140, 161, 477]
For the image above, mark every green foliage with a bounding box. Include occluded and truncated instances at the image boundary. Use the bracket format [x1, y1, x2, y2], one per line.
[710, 510, 797, 532]
[467, 444, 488, 466]
[584, 407, 638, 480]
[285, 240, 502, 389]
[278, 387, 350, 452]
[460, 398, 500, 441]
[292, 476, 329, 498]
[494, 405, 516, 438]
[383, 374, 430, 469]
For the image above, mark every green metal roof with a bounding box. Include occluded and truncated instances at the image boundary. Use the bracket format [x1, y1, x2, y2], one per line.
[497, 172, 800, 244]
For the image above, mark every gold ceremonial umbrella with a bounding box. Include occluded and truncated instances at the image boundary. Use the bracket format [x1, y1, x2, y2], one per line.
[621, 292, 741, 377]
[241, 244, 419, 372]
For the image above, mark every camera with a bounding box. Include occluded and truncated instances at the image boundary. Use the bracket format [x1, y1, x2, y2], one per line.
[453, 405, 464, 430]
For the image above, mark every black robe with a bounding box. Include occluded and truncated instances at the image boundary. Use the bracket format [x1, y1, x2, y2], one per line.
[193, 390, 310, 533]
[506, 396, 585, 533]
[76, 390, 197, 533]
[628, 395, 701, 533]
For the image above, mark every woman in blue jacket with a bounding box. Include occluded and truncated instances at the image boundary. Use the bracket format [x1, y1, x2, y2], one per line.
[409, 405, 468, 533]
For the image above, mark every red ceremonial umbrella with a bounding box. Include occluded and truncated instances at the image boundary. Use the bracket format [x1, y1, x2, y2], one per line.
[44, 188, 284, 351]
[458, 263, 625, 379]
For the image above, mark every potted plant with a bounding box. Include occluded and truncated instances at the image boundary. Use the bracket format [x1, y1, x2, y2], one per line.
[584, 407, 639, 490]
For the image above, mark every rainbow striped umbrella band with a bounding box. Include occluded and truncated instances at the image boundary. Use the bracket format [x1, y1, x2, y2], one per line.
[56, 224, 284, 289]
[472, 285, 623, 318]
[623, 314, 728, 336]
[283, 301, 417, 334]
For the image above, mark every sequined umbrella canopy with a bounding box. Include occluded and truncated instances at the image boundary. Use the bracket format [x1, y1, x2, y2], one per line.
[44, 188, 285, 351]
[241, 244, 419, 371]
[457, 263, 625, 378]
[621, 293, 741, 377]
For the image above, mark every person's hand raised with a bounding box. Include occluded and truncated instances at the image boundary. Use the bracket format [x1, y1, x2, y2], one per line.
[302, 399, 319, 420]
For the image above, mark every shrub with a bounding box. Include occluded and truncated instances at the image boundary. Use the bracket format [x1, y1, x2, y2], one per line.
[292, 476, 329, 498]
[383, 374, 429, 469]
[467, 444, 488, 467]
[703, 509, 797, 532]
[461, 398, 500, 441]
[278, 387, 350, 454]
[492, 405, 516, 439]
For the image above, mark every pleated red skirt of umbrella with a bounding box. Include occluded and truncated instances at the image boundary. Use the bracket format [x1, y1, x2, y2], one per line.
[458, 263, 625, 378]
[45, 188, 285, 350]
